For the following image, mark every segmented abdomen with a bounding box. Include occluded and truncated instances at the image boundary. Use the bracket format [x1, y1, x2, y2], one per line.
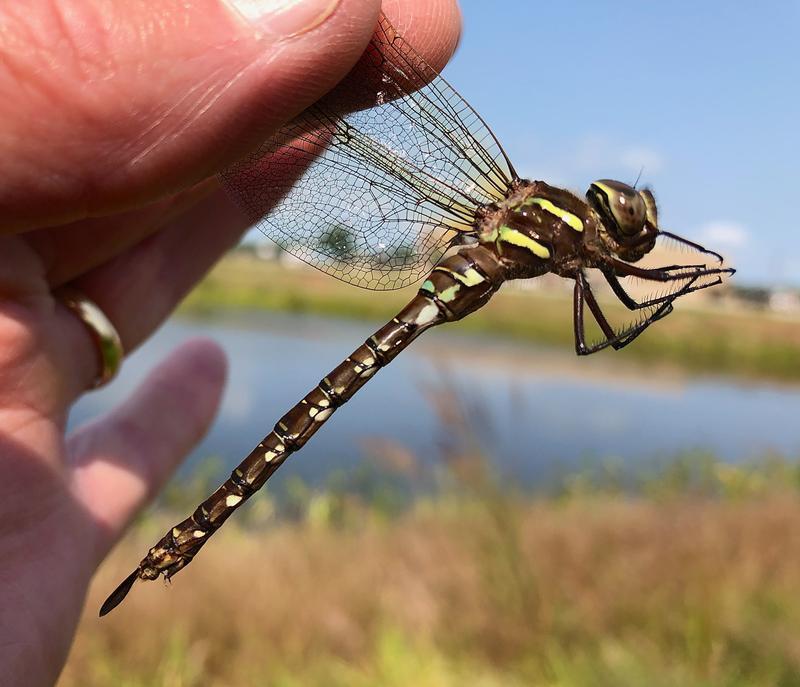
[101, 244, 504, 616]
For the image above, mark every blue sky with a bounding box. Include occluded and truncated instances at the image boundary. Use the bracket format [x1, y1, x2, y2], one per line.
[446, 1, 799, 287]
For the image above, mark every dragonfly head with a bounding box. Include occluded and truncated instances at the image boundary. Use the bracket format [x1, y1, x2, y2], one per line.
[586, 179, 727, 265]
[586, 179, 659, 262]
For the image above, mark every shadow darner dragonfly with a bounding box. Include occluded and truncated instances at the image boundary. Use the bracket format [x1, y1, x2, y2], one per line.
[101, 14, 734, 615]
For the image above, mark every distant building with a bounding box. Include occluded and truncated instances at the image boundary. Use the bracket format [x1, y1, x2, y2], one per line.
[769, 289, 800, 314]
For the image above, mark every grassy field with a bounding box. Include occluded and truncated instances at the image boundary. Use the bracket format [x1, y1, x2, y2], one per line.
[63, 456, 800, 687]
[180, 252, 800, 382]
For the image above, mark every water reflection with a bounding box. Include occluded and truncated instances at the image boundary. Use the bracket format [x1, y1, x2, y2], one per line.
[70, 312, 800, 488]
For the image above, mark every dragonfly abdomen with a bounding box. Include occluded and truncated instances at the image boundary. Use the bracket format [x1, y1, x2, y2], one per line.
[100, 246, 505, 615]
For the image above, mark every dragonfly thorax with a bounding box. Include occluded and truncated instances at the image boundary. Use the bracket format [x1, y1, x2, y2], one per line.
[474, 180, 596, 280]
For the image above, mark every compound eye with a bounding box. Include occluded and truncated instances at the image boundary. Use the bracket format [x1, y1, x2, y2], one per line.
[640, 188, 658, 228]
[609, 188, 646, 236]
[588, 180, 652, 240]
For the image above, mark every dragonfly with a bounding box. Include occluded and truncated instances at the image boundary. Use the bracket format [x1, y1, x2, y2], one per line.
[100, 13, 734, 616]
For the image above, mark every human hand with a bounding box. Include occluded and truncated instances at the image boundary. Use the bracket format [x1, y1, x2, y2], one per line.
[0, 0, 460, 684]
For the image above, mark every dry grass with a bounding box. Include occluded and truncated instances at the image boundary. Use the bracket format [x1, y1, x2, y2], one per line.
[61, 489, 800, 686]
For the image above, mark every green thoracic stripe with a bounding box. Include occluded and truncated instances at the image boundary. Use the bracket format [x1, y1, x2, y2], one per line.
[433, 266, 486, 287]
[498, 225, 551, 259]
[438, 284, 461, 303]
[421, 279, 435, 293]
[524, 197, 584, 232]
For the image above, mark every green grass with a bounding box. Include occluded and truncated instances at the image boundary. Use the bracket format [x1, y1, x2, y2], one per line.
[179, 253, 800, 382]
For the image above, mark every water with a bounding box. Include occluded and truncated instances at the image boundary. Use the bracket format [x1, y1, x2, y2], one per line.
[70, 312, 800, 489]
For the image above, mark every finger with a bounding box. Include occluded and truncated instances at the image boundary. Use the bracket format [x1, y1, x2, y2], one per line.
[54, 185, 249, 398]
[0, 0, 460, 233]
[67, 338, 227, 561]
[0, 0, 382, 231]
[26, 179, 218, 287]
[382, 0, 461, 73]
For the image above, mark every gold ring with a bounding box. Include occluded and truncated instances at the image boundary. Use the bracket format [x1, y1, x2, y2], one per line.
[55, 287, 124, 389]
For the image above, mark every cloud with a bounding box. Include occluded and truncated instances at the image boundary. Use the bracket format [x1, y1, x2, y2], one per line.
[697, 221, 749, 248]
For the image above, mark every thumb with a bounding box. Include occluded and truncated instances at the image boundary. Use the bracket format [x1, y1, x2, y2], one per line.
[0, 0, 380, 231]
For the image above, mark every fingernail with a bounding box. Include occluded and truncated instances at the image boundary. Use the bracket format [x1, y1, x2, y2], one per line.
[225, 0, 342, 37]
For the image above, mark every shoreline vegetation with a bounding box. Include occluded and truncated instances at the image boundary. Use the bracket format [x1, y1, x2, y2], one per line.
[179, 252, 800, 383]
[66, 452, 800, 687]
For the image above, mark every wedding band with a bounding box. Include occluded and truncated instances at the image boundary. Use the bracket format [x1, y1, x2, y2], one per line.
[56, 287, 124, 389]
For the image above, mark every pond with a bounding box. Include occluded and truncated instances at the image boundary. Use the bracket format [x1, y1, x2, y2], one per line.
[70, 311, 800, 489]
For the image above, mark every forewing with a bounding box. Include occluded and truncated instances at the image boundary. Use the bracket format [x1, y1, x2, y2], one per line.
[220, 14, 516, 290]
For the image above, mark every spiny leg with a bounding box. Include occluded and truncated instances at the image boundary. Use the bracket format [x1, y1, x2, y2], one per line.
[575, 271, 615, 350]
[605, 256, 733, 311]
[610, 258, 734, 284]
[582, 274, 673, 349]
[576, 253, 731, 352]
[603, 269, 710, 310]
[611, 301, 673, 349]
[573, 272, 674, 355]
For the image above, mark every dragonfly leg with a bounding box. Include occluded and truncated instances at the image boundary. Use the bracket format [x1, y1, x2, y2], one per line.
[574, 272, 621, 355]
[573, 272, 674, 355]
[609, 301, 674, 350]
[574, 272, 614, 355]
[603, 269, 711, 310]
[610, 258, 734, 283]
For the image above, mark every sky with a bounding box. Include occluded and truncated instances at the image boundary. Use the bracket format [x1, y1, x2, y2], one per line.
[443, 0, 799, 287]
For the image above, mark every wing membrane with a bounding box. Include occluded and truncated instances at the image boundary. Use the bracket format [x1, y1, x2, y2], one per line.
[221, 14, 516, 290]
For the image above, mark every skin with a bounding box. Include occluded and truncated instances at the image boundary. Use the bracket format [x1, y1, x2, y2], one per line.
[0, 0, 461, 684]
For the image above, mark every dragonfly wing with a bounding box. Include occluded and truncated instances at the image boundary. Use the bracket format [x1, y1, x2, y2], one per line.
[220, 14, 516, 291]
